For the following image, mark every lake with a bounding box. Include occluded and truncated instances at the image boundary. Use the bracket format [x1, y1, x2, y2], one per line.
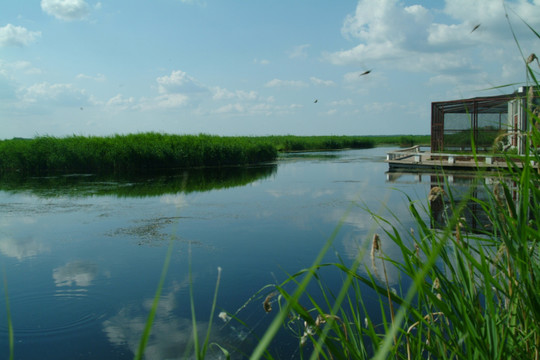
[0, 147, 491, 359]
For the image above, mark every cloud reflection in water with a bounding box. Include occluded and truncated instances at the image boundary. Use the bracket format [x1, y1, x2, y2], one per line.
[103, 287, 252, 359]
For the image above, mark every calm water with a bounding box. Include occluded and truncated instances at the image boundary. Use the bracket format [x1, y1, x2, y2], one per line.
[0, 147, 489, 359]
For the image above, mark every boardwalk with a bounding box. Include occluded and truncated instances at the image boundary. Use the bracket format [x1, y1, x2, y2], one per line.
[386, 146, 536, 171]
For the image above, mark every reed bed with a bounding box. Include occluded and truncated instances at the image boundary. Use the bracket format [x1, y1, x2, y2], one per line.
[0, 133, 428, 177]
[0, 133, 277, 176]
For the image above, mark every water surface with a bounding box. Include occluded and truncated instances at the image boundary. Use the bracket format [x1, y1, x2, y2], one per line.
[0, 147, 490, 359]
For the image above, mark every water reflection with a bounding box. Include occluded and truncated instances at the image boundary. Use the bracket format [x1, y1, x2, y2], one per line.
[53, 260, 99, 287]
[0, 235, 48, 260]
[0, 148, 503, 359]
[103, 283, 252, 359]
[386, 170, 501, 232]
[0, 165, 277, 198]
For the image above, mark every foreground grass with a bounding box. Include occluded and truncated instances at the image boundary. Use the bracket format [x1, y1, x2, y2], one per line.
[0, 133, 428, 177]
[265, 130, 540, 359]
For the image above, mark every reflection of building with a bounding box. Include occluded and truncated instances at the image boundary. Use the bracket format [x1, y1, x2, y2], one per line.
[386, 171, 512, 232]
[431, 87, 539, 155]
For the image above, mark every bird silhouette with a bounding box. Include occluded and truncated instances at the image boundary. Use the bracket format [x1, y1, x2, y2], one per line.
[471, 24, 480, 33]
[360, 70, 372, 76]
[314, 99, 318, 103]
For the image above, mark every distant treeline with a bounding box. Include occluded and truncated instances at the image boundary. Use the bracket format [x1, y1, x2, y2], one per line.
[0, 133, 429, 176]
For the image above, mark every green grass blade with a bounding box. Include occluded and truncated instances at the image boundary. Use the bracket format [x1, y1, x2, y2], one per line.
[133, 238, 175, 360]
[249, 202, 354, 360]
[199, 266, 223, 359]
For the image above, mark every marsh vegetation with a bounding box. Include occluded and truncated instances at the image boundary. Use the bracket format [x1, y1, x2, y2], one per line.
[0, 134, 428, 177]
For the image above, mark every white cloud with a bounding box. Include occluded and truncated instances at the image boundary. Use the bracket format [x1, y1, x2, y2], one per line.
[289, 44, 310, 59]
[106, 94, 135, 109]
[310, 77, 335, 86]
[155, 93, 189, 108]
[135, 93, 189, 111]
[0, 24, 41, 47]
[330, 99, 353, 106]
[156, 70, 207, 94]
[0, 60, 41, 77]
[265, 78, 308, 88]
[18, 82, 89, 105]
[215, 103, 245, 114]
[12, 61, 42, 75]
[212, 87, 258, 101]
[327, 0, 540, 77]
[41, 0, 91, 21]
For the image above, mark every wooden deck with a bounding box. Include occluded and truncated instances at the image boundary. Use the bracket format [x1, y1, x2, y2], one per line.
[386, 146, 537, 171]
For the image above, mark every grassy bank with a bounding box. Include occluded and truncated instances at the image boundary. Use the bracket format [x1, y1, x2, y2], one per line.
[0, 133, 277, 176]
[0, 133, 428, 176]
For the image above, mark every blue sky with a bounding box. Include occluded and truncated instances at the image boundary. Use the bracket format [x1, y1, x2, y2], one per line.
[1, 0, 540, 139]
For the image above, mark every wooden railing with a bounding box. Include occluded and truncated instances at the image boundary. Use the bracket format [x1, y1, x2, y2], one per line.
[386, 147, 514, 166]
[386, 145, 422, 161]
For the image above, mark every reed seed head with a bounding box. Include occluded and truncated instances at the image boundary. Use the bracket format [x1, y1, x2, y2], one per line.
[263, 291, 277, 313]
[428, 186, 445, 202]
[372, 233, 381, 253]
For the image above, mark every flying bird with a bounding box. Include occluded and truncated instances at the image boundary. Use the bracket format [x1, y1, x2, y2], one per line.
[314, 99, 318, 103]
[360, 70, 372, 76]
[471, 24, 481, 33]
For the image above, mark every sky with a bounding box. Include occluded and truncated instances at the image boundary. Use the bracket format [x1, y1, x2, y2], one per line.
[1, 0, 540, 139]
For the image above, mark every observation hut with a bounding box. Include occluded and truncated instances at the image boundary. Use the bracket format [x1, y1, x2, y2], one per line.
[387, 86, 539, 171]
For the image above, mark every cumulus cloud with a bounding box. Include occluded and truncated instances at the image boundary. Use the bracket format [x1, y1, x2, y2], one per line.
[133, 93, 188, 111]
[212, 87, 258, 101]
[327, 0, 540, 77]
[106, 94, 135, 110]
[41, 0, 91, 21]
[156, 70, 207, 94]
[0, 24, 41, 47]
[18, 82, 88, 105]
